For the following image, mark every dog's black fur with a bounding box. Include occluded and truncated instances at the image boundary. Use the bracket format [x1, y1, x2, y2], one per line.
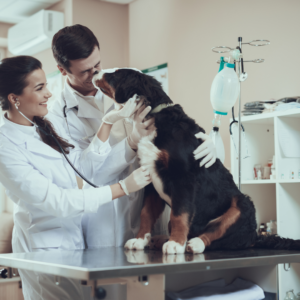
[101, 69, 300, 251]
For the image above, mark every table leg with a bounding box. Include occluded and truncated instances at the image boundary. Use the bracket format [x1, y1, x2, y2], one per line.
[125, 274, 165, 300]
[84, 274, 165, 300]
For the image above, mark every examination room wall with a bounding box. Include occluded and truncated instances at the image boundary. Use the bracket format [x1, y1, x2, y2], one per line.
[129, 0, 300, 169]
[32, 0, 73, 73]
[34, 0, 129, 75]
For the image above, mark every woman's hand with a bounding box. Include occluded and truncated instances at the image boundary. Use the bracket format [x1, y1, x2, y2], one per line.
[119, 166, 151, 195]
[102, 94, 141, 125]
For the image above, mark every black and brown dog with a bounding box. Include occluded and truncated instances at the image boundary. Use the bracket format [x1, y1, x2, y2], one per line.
[93, 68, 300, 255]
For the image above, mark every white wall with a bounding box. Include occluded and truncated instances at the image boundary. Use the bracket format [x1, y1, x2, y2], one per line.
[129, 0, 300, 169]
[73, 0, 129, 69]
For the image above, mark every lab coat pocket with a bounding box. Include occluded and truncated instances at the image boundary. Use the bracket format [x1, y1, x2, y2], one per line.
[29, 228, 64, 249]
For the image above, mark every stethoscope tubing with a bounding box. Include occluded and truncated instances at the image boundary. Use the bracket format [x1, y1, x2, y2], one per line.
[15, 104, 98, 188]
[38, 125, 98, 188]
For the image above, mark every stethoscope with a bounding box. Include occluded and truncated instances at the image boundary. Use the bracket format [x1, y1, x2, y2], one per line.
[62, 92, 96, 142]
[15, 103, 98, 188]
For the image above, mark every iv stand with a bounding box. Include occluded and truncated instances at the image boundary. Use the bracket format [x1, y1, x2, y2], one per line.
[238, 37, 242, 191]
[212, 37, 270, 190]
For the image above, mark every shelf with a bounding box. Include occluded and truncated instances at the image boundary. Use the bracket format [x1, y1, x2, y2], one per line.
[230, 108, 300, 125]
[237, 180, 277, 184]
[0, 277, 20, 284]
[278, 179, 300, 183]
[235, 180, 300, 184]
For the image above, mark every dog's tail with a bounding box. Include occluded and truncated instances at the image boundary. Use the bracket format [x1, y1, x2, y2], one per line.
[252, 235, 300, 250]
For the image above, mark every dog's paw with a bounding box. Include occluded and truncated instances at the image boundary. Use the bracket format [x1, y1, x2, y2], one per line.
[124, 250, 150, 264]
[148, 235, 169, 250]
[124, 233, 151, 250]
[186, 238, 205, 254]
[162, 240, 186, 255]
[188, 253, 205, 262]
[163, 254, 186, 264]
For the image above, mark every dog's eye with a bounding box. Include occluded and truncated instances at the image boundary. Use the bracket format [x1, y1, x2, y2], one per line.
[100, 88, 106, 93]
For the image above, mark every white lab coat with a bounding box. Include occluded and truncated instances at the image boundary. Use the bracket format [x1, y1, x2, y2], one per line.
[50, 81, 169, 249]
[0, 113, 116, 299]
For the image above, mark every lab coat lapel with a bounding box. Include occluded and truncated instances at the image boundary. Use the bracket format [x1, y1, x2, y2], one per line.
[76, 97, 103, 119]
[103, 94, 133, 143]
[103, 94, 114, 114]
[76, 97, 106, 140]
[72, 110, 96, 141]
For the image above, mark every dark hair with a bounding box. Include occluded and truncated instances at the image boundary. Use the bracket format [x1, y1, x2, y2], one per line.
[52, 24, 100, 72]
[0, 56, 74, 154]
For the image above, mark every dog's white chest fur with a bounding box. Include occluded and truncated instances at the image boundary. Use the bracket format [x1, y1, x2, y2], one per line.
[137, 132, 172, 206]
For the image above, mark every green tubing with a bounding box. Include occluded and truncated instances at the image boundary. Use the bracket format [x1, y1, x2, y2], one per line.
[218, 57, 225, 72]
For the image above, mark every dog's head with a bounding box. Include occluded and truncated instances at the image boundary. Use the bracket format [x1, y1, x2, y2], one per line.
[93, 68, 173, 109]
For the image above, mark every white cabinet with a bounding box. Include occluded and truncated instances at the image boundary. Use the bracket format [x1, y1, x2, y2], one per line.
[231, 108, 300, 299]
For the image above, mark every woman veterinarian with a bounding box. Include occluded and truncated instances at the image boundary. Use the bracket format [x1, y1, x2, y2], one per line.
[0, 56, 151, 300]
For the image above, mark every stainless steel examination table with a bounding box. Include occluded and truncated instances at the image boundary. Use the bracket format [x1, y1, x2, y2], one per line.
[1, 248, 300, 299]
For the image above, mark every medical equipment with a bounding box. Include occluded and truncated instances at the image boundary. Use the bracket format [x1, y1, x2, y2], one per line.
[210, 63, 240, 115]
[14, 103, 98, 188]
[209, 62, 240, 164]
[62, 93, 96, 142]
[211, 37, 270, 189]
[229, 108, 250, 160]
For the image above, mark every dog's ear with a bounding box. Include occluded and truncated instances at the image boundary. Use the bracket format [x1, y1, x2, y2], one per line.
[115, 85, 144, 104]
[115, 86, 127, 104]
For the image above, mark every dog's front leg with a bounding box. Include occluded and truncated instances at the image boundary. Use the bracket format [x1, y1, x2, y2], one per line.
[161, 182, 195, 255]
[124, 184, 165, 250]
[162, 210, 190, 254]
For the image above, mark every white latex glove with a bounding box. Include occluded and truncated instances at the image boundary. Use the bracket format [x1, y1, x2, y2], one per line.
[102, 94, 140, 125]
[194, 132, 217, 168]
[127, 105, 156, 150]
[119, 166, 151, 195]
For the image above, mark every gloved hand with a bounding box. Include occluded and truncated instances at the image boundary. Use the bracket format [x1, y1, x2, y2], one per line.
[102, 94, 140, 125]
[194, 132, 217, 168]
[119, 166, 151, 195]
[127, 105, 156, 150]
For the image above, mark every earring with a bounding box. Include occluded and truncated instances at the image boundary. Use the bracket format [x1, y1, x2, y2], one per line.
[15, 98, 20, 109]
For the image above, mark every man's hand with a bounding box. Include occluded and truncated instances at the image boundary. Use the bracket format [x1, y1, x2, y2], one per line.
[194, 132, 217, 168]
[102, 94, 140, 125]
[127, 105, 156, 150]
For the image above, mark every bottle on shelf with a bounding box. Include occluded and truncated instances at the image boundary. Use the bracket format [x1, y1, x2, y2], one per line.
[270, 155, 276, 180]
[258, 223, 267, 236]
[266, 222, 272, 235]
[284, 289, 296, 300]
[270, 220, 277, 235]
[254, 164, 262, 180]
